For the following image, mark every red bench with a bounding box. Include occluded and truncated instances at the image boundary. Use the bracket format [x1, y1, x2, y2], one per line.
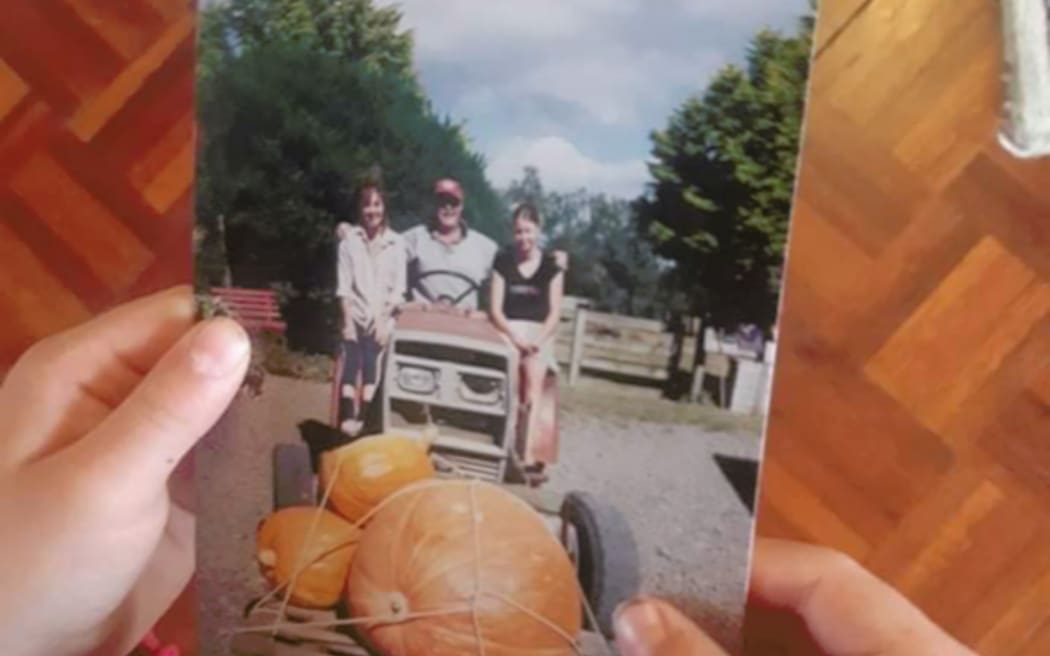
[209, 287, 287, 333]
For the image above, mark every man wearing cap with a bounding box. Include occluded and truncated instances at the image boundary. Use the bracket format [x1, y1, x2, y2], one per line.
[403, 178, 498, 310]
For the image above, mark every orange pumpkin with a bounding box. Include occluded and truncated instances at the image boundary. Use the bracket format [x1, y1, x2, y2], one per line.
[256, 507, 361, 609]
[319, 434, 435, 523]
[346, 480, 582, 656]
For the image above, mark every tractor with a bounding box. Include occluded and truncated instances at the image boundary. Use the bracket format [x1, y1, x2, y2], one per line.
[233, 271, 639, 655]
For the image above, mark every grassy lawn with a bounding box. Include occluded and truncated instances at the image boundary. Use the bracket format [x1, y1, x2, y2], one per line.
[560, 376, 764, 435]
[258, 341, 763, 435]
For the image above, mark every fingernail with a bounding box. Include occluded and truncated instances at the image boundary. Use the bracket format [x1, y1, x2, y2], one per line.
[614, 597, 669, 656]
[189, 318, 250, 377]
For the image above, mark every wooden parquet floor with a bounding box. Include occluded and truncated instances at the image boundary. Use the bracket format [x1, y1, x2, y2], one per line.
[0, 0, 1048, 654]
[0, 0, 196, 373]
[0, 1, 198, 652]
[750, 1, 1050, 654]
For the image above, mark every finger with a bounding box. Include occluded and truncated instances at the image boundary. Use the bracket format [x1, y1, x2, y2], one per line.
[69, 317, 249, 490]
[66, 285, 195, 410]
[614, 597, 728, 656]
[0, 286, 196, 466]
[91, 503, 195, 656]
[11, 285, 194, 384]
[748, 539, 973, 655]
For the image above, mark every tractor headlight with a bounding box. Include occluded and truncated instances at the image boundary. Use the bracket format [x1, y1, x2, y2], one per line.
[397, 364, 439, 395]
[458, 373, 503, 405]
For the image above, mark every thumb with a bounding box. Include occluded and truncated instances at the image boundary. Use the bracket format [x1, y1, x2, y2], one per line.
[74, 317, 250, 490]
[614, 597, 728, 656]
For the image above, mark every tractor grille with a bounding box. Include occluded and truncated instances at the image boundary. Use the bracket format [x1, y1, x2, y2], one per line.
[395, 340, 506, 370]
[390, 400, 504, 446]
[435, 451, 504, 482]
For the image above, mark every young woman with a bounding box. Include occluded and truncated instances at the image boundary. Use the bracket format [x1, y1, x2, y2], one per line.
[489, 202, 565, 474]
[335, 183, 406, 435]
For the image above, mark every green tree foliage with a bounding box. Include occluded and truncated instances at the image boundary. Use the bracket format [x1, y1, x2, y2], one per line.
[635, 13, 813, 335]
[199, 0, 413, 78]
[195, 1, 504, 351]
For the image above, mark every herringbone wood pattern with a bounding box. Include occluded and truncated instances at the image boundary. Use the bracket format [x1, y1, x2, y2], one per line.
[0, 0, 196, 372]
[0, 1, 198, 652]
[2, 0, 1048, 654]
[750, 1, 1050, 653]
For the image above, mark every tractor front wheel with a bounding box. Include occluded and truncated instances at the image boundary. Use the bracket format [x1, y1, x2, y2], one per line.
[560, 491, 640, 637]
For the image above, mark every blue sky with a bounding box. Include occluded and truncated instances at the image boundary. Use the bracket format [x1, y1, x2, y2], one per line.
[376, 0, 809, 198]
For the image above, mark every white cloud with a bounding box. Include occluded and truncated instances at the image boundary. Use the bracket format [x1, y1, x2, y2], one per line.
[373, 0, 803, 198]
[384, 0, 800, 55]
[488, 136, 648, 197]
[448, 41, 723, 130]
[382, 1, 729, 128]
[674, 0, 803, 26]
[510, 46, 723, 126]
[383, 0, 638, 57]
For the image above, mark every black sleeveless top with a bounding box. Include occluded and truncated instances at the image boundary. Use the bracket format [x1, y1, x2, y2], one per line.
[493, 247, 562, 322]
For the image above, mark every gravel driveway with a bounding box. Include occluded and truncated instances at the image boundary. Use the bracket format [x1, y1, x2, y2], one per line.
[197, 376, 762, 655]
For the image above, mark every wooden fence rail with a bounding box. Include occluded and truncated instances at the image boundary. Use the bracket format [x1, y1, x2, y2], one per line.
[555, 296, 775, 415]
[556, 297, 696, 385]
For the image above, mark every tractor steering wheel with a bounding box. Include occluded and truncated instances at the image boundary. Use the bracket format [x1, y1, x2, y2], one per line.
[411, 269, 483, 308]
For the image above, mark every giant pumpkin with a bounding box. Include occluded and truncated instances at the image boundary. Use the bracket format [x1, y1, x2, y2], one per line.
[319, 434, 435, 523]
[346, 480, 582, 656]
[256, 507, 361, 609]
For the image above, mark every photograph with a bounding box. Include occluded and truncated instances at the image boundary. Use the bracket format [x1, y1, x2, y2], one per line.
[192, 0, 815, 654]
[2, 1, 1047, 656]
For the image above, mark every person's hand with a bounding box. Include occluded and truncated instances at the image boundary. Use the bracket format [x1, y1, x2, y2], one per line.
[505, 328, 532, 354]
[613, 538, 976, 656]
[374, 321, 390, 348]
[0, 286, 249, 656]
[511, 336, 535, 354]
[342, 322, 358, 342]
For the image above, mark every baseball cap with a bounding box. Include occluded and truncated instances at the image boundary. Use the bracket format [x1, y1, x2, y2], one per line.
[433, 178, 464, 202]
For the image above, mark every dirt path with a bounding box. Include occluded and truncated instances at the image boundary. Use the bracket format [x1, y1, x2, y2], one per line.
[546, 412, 760, 651]
[197, 376, 761, 654]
